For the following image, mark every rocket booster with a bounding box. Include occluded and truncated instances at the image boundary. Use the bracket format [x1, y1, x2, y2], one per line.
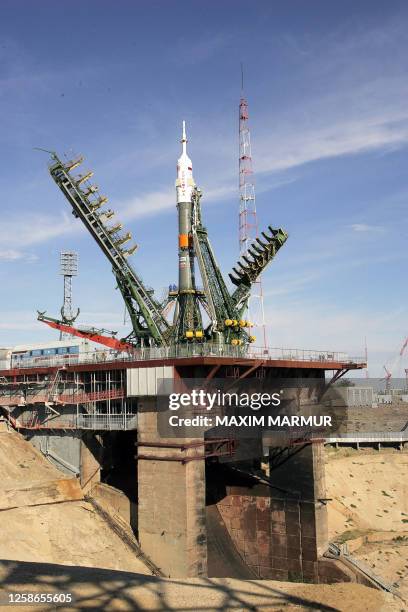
[176, 121, 195, 292]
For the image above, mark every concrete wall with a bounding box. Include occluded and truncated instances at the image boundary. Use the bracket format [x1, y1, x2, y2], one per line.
[28, 431, 81, 476]
[216, 442, 333, 582]
[27, 431, 102, 493]
[268, 442, 328, 556]
[218, 491, 328, 581]
[127, 366, 174, 397]
[137, 397, 207, 578]
[91, 482, 137, 530]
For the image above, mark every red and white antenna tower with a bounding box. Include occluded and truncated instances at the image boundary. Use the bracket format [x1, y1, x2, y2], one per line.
[238, 65, 267, 347]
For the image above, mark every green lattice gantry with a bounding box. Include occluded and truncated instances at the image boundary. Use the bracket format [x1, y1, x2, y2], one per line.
[46, 152, 288, 348]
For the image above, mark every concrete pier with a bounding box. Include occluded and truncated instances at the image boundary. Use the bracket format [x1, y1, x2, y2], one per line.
[137, 398, 207, 578]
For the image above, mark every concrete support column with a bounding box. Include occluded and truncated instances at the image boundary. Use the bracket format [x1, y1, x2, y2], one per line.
[268, 441, 329, 581]
[311, 441, 329, 558]
[137, 397, 207, 578]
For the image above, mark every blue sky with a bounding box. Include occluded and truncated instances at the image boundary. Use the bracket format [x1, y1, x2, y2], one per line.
[0, 0, 407, 376]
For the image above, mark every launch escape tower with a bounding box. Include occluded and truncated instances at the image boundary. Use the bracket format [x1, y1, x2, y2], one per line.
[41, 124, 288, 350]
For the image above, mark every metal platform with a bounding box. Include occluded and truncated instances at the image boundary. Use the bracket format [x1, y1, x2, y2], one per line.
[0, 344, 365, 375]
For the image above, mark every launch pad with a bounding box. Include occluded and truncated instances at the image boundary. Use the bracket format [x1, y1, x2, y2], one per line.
[0, 124, 367, 584]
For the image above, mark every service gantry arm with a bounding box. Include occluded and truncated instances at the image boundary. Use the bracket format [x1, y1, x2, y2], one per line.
[229, 227, 288, 314]
[47, 153, 170, 347]
[192, 188, 288, 342]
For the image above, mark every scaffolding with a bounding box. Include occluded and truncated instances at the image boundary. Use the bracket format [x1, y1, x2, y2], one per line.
[0, 368, 136, 431]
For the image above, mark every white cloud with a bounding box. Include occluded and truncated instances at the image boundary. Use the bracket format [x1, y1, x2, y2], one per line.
[255, 114, 408, 176]
[0, 250, 37, 263]
[350, 223, 385, 233]
[0, 311, 42, 333]
[0, 212, 79, 249]
[121, 189, 173, 220]
[246, 21, 408, 177]
[120, 184, 237, 221]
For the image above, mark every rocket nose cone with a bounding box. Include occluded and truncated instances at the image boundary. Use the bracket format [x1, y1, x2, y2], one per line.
[180, 121, 188, 155]
[181, 120, 187, 144]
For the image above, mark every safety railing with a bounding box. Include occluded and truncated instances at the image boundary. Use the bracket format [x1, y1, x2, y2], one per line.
[327, 543, 399, 596]
[325, 432, 408, 442]
[58, 388, 125, 404]
[12, 412, 138, 431]
[76, 413, 138, 430]
[0, 344, 365, 371]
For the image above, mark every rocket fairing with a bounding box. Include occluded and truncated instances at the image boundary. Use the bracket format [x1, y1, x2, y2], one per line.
[176, 120, 195, 204]
[176, 121, 195, 293]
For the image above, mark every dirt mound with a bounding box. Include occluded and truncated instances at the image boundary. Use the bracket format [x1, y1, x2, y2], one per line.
[0, 429, 150, 575]
[0, 428, 61, 488]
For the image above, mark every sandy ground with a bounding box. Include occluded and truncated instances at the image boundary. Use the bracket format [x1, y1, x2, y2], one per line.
[354, 539, 408, 601]
[325, 449, 408, 538]
[0, 560, 400, 611]
[0, 429, 62, 487]
[0, 502, 152, 574]
[325, 448, 408, 605]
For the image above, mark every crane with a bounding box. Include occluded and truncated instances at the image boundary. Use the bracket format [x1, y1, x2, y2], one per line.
[382, 366, 392, 393]
[382, 335, 408, 392]
[37, 312, 135, 352]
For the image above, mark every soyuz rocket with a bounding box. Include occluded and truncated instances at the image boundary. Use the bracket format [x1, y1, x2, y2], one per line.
[174, 122, 203, 339]
[175, 121, 195, 294]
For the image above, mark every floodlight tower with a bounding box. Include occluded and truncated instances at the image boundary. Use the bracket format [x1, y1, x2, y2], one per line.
[238, 67, 267, 347]
[60, 251, 79, 338]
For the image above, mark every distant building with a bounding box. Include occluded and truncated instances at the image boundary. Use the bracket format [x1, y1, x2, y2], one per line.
[377, 394, 392, 404]
[337, 386, 374, 407]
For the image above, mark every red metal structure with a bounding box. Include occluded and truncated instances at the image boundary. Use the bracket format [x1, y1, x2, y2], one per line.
[382, 335, 408, 390]
[37, 313, 134, 352]
[383, 366, 392, 392]
[238, 68, 267, 348]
